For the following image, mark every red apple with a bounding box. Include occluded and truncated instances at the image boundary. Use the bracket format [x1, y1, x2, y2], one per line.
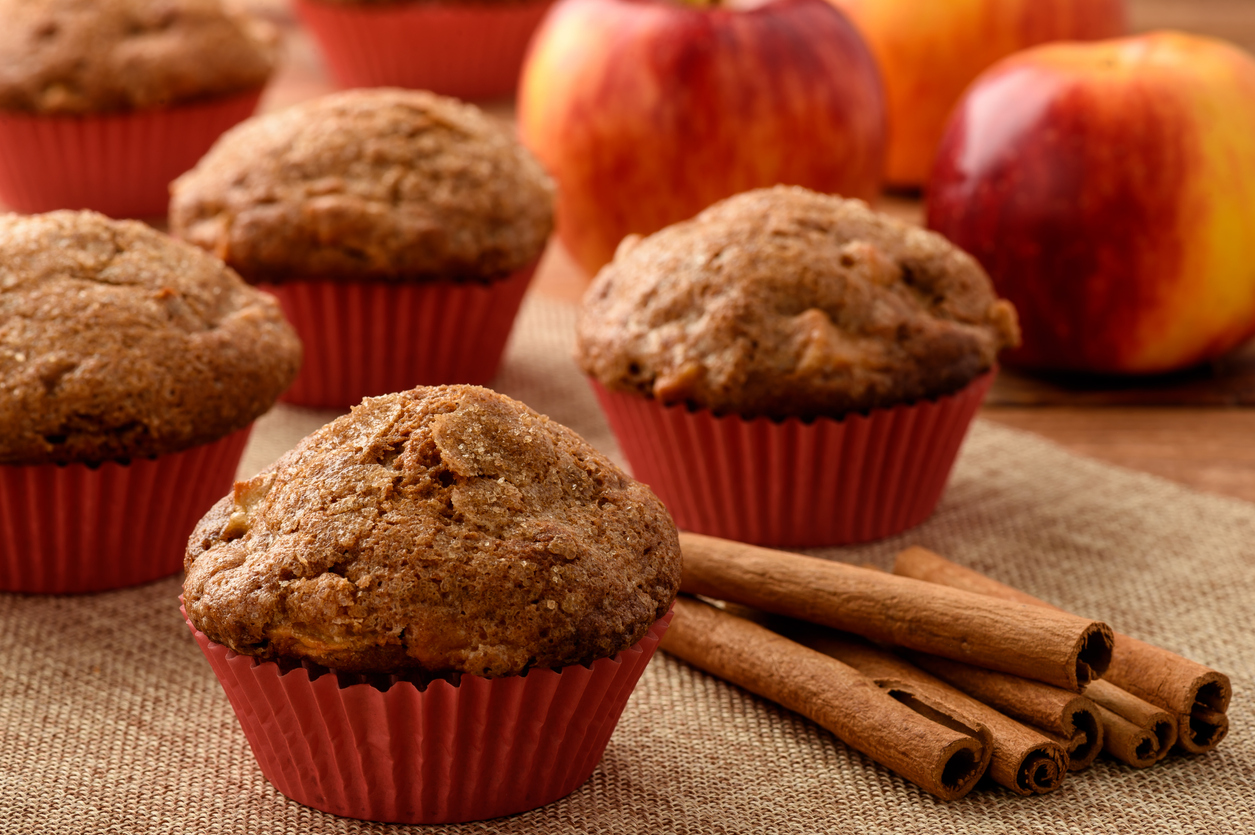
[926, 32, 1255, 374]
[828, 0, 1125, 188]
[517, 0, 885, 278]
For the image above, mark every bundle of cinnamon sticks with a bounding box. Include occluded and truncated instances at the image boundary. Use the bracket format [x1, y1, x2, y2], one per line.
[662, 533, 1232, 801]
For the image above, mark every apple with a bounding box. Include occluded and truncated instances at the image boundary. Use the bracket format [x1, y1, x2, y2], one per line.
[517, 0, 885, 278]
[827, 0, 1125, 188]
[926, 32, 1255, 374]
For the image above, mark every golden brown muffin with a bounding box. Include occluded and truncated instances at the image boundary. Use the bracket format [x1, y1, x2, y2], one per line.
[183, 385, 680, 677]
[0, 0, 277, 114]
[577, 186, 1020, 419]
[0, 211, 301, 465]
[169, 88, 555, 283]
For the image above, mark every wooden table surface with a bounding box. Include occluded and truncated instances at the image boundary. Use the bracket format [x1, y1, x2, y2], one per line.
[213, 0, 1255, 506]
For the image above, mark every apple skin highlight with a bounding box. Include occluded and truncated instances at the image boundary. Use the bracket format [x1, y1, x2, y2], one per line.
[828, 0, 1125, 188]
[518, 0, 885, 278]
[926, 32, 1255, 374]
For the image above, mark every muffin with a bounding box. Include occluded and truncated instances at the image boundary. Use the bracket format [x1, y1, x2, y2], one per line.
[293, 0, 554, 100]
[577, 186, 1020, 546]
[170, 87, 555, 408]
[0, 210, 301, 593]
[0, 0, 277, 217]
[183, 384, 680, 823]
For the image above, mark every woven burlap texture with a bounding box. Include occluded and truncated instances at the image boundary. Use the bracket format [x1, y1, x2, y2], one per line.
[2, 295, 1251, 834]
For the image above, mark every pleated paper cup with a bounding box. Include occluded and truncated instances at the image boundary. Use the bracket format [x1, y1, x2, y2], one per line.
[186, 606, 671, 824]
[294, 0, 553, 100]
[261, 261, 536, 410]
[0, 89, 262, 218]
[592, 372, 994, 547]
[0, 427, 251, 594]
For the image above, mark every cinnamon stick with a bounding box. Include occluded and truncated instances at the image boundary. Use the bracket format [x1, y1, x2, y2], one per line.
[1108, 637, 1229, 754]
[904, 652, 1104, 772]
[893, 546, 1231, 755]
[1085, 679, 1178, 767]
[660, 596, 992, 801]
[782, 626, 1068, 796]
[678, 532, 1114, 691]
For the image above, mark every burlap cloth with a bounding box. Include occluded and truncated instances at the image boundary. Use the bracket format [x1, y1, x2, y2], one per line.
[2, 295, 1252, 834]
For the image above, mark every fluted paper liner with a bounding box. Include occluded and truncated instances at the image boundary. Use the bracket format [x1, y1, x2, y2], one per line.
[593, 372, 993, 547]
[262, 261, 536, 409]
[0, 427, 251, 594]
[0, 89, 261, 217]
[187, 608, 671, 824]
[295, 0, 553, 100]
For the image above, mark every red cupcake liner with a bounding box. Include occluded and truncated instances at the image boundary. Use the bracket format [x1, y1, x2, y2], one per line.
[0, 89, 262, 218]
[592, 372, 994, 547]
[0, 427, 251, 594]
[261, 261, 537, 410]
[294, 0, 554, 100]
[186, 606, 671, 824]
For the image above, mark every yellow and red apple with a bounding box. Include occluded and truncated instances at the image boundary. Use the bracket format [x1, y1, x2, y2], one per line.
[828, 0, 1125, 188]
[926, 32, 1255, 374]
[518, 0, 885, 278]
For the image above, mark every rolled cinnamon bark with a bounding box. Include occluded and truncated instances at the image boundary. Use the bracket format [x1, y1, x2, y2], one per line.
[893, 546, 1231, 755]
[1108, 636, 1229, 754]
[784, 626, 1068, 796]
[678, 532, 1113, 691]
[660, 596, 992, 801]
[1085, 679, 1177, 767]
[904, 652, 1103, 772]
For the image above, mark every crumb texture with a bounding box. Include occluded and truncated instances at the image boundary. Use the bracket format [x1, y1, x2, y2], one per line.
[169, 88, 555, 283]
[183, 385, 680, 677]
[0, 211, 301, 464]
[577, 186, 1021, 419]
[0, 0, 276, 114]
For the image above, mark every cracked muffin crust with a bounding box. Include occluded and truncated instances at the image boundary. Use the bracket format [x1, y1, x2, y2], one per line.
[168, 88, 555, 283]
[577, 186, 1020, 420]
[0, 211, 301, 465]
[0, 0, 277, 114]
[183, 385, 680, 677]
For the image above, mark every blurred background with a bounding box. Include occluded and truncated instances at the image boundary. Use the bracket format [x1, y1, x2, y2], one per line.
[5, 0, 1254, 500]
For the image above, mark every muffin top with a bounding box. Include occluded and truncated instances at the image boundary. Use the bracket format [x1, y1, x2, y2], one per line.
[0, 211, 301, 465]
[0, 0, 277, 114]
[577, 186, 1020, 419]
[183, 385, 680, 677]
[169, 88, 555, 283]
